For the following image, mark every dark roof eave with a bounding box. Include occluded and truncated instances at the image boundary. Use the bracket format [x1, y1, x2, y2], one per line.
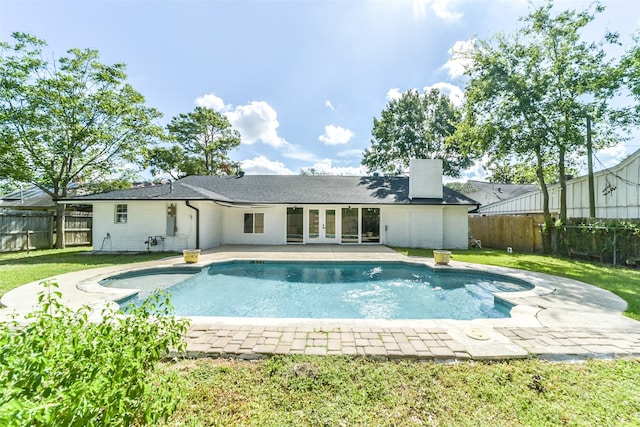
[61, 196, 211, 202]
[61, 198, 478, 207]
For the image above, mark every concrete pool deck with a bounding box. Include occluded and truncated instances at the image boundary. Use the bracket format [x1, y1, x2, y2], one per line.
[2, 245, 640, 361]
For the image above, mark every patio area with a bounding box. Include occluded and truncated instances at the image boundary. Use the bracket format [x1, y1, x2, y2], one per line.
[2, 245, 640, 361]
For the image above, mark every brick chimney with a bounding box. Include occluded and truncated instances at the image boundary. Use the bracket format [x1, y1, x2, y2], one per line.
[409, 159, 443, 199]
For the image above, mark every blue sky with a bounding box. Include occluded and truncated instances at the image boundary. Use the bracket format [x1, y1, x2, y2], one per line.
[1, 0, 639, 181]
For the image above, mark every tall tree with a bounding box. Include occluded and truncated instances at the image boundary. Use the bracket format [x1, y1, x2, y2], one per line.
[486, 159, 578, 185]
[0, 33, 163, 248]
[145, 106, 241, 179]
[362, 88, 472, 177]
[0, 179, 20, 196]
[622, 34, 640, 121]
[458, 1, 625, 238]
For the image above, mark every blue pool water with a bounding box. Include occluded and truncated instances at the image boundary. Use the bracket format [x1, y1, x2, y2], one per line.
[102, 261, 533, 320]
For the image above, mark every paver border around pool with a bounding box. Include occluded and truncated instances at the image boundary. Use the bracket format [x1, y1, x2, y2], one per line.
[2, 245, 640, 361]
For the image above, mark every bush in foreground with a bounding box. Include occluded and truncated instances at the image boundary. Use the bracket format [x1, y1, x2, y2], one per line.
[0, 282, 189, 426]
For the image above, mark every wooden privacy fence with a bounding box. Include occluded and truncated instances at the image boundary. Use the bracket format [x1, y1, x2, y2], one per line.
[0, 210, 92, 252]
[469, 215, 544, 253]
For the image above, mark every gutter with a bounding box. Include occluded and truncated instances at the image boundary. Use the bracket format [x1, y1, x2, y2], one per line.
[185, 201, 200, 249]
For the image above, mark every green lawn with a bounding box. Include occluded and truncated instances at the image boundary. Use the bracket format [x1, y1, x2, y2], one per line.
[160, 248, 640, 426]
[2, 247, 640, 426]
[161, 356, 640, 427]
[394, 247, 640, 320]
[0, 247, 174, 297]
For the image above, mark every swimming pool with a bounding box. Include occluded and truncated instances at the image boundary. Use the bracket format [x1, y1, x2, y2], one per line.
[101, 261, 533, 320]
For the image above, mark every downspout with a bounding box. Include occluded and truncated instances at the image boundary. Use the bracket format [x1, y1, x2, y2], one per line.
[185, 201, 200, 249]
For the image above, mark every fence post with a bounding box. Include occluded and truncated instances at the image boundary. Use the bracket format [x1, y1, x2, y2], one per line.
[613, 229, 617, 266]
[26, 230, 31, 254]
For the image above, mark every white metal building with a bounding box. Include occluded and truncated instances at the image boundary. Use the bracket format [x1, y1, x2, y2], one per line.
[478, 149, 640, 219]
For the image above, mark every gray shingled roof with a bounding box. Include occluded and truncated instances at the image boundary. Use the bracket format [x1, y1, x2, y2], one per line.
[64, 175, 479, 206]
[462, 180, 538, 201]
[1, 185, 87, 210]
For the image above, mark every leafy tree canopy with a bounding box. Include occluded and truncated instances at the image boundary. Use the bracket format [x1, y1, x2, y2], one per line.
[299, 167, 331, 176]
[486, 159, 579, 185]
[362, 88, 473, 177]
[622, 33, 640, 119]
[457, 0, 627, 229]
[444, 181, 465, 192]
[145, 106, 241, 179]
[0, 179, 21, 196]
[0, 32, 163, 247]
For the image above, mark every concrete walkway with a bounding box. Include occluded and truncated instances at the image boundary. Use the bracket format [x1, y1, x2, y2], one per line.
[2, 245, 640, 361]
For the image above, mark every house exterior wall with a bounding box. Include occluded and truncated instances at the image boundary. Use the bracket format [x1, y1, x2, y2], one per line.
[442, 206, 469, 248]
[91, 201, 470, 251]
[380, 207, 410, 247]
[381, 205, 468, 249]
[92, 200, 225, 251]
[92, 201, 193, 252]
[221, 205, 286, 245]
[478, 151, 640, 219]
[197, 201, 224, 248]
[411, 207, 443, 248]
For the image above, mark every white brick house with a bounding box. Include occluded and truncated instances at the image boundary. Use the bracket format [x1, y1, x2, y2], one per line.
[66, 160, 478, 251]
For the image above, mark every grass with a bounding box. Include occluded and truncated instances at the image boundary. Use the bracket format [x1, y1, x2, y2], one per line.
[394, 247, 640, 321]
[2, 247, 640, 426]
[0, 247, 174, 297]
[162, 356, 640, 426]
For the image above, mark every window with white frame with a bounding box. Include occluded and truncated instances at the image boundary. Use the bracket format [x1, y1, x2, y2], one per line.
[243, 213, 264, 234]
[114, 204, 128, 224]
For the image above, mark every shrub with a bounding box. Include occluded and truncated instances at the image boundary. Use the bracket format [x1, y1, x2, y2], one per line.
[0, 281, 190, 426]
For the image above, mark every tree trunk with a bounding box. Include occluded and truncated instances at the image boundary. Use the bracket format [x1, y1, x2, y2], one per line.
[535, 146, 553, 253]
[55, 201, 66, 249]
[558, 144, 567, 223]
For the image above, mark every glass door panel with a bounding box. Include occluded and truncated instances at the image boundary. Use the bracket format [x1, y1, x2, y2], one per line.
[361, 208, 380, 243]
[308, 208, 338, 243]
[325, 209, 336, 239]
[287, 207, 304, 243]
[309, 209, 320, 240]
[341, 207, 359, 243]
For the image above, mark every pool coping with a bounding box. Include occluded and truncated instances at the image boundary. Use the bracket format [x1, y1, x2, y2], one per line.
[2, 245, 640, 361]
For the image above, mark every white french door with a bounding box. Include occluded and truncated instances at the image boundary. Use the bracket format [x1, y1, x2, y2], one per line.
[307, 208, 338, 243]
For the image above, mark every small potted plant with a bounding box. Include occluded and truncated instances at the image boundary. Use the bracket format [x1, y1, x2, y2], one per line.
[433, 249, 451, 265]
[182, 248, 201, 263]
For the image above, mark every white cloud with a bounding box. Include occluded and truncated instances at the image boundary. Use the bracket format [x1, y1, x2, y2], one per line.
[226, 101, 288, 148]
[194, 93, 230, 111]
[413, 0, 462, 22]
[194, 94, 289, 149]
[386, 84, 463, 107]
[319, 125, 354, 145]
[338, 149, 364, 158]
[430, 0, 463, 22]
[594, 144, 630, 170]
[240, 156, 295, 175]
[386, 88, 402, 101]
[424, 82, 464, 107]
[325, 100, 335, 110]
[306, 159, 367, 176]
[282, 144, 319, 162]
[442, 39, 476, 78]
[457, 158, 489, 182]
